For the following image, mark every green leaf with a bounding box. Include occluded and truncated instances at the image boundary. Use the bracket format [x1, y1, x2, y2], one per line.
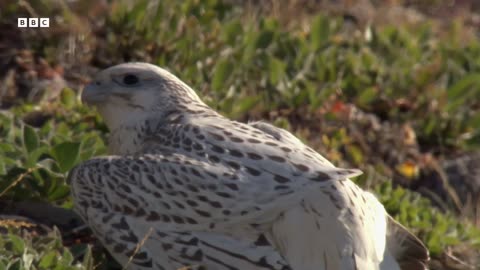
[79, 133, 104, 155]
[8, 235, 25, 254]
[346, 145, 364, 164]
[242, 25, 258, 64]
[211, 59, 234, 92]
[61, 249, 74, 265]
[37, 159, 65, 178]
[82, 245, 94, 269]
[26, 146, 48, 168]
[47, 185, 70, 201]
[129, 0, 149, 26]
[60, 88, 76, 109]
[51, 142, 81, 173]
[23, 125, 39, 153]
[151, 2, 164, 28]
[231, 96, 259, 117]
[7, 259, 21, 270]
[446, 73, 480, 112]
[268, 56, 286, 85]
[356, 87, 378, 107]
[0, 159, 5, 175]
[39, 251, 57, 269]
[0, 143, 15, 153]
[255, 30, 274, 49]
[222, 20, 243, 45]
[311, 14, 330, 50]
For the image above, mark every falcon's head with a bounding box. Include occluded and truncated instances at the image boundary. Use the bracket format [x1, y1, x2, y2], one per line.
[82, 62, 203, 130]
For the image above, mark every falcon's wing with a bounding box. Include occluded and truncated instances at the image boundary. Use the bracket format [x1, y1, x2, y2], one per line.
[81, 206, 291, 270]
[248, 121, 336, 167]
[69, 151, 359, 269]
[69, 151, 361, 231]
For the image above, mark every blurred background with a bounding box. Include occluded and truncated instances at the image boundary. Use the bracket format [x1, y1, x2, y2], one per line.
[1, 0, 480, 269]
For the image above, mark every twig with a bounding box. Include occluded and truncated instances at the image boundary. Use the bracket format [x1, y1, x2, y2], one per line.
[18, 0, 39, 18]
[0, 167, 37, 198]
[430, 160, 463, 213]
[444, 247, 476, 270]
[122, 227, 154, 270]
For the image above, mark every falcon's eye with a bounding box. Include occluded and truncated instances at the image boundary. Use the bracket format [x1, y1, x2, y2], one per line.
[122, 74, 139, 85]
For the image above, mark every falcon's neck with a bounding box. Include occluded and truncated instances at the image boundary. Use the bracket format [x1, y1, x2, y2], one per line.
[107, 102, 221, 155]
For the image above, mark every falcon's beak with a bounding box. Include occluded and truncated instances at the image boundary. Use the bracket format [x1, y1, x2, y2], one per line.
[81, 83, 107, 105]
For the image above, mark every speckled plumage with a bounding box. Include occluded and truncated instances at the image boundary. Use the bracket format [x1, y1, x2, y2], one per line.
[69, 63, 429, 270]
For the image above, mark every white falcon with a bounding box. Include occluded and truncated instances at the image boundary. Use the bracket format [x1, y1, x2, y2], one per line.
[69, 62, 429, 270]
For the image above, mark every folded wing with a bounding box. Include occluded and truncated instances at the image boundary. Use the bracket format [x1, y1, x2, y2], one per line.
[69, 152, 361, 231]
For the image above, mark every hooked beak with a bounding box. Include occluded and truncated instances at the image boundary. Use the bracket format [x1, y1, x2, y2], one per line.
[81, 83, 107, 105]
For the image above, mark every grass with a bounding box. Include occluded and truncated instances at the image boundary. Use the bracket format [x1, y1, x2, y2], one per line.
[1, 0, 480, 269]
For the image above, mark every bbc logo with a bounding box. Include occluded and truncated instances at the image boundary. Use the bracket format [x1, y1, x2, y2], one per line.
[18, 18, 50, 28]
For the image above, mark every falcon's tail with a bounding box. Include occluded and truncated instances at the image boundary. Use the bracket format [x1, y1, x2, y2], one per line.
[386, 216, 430, 270]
